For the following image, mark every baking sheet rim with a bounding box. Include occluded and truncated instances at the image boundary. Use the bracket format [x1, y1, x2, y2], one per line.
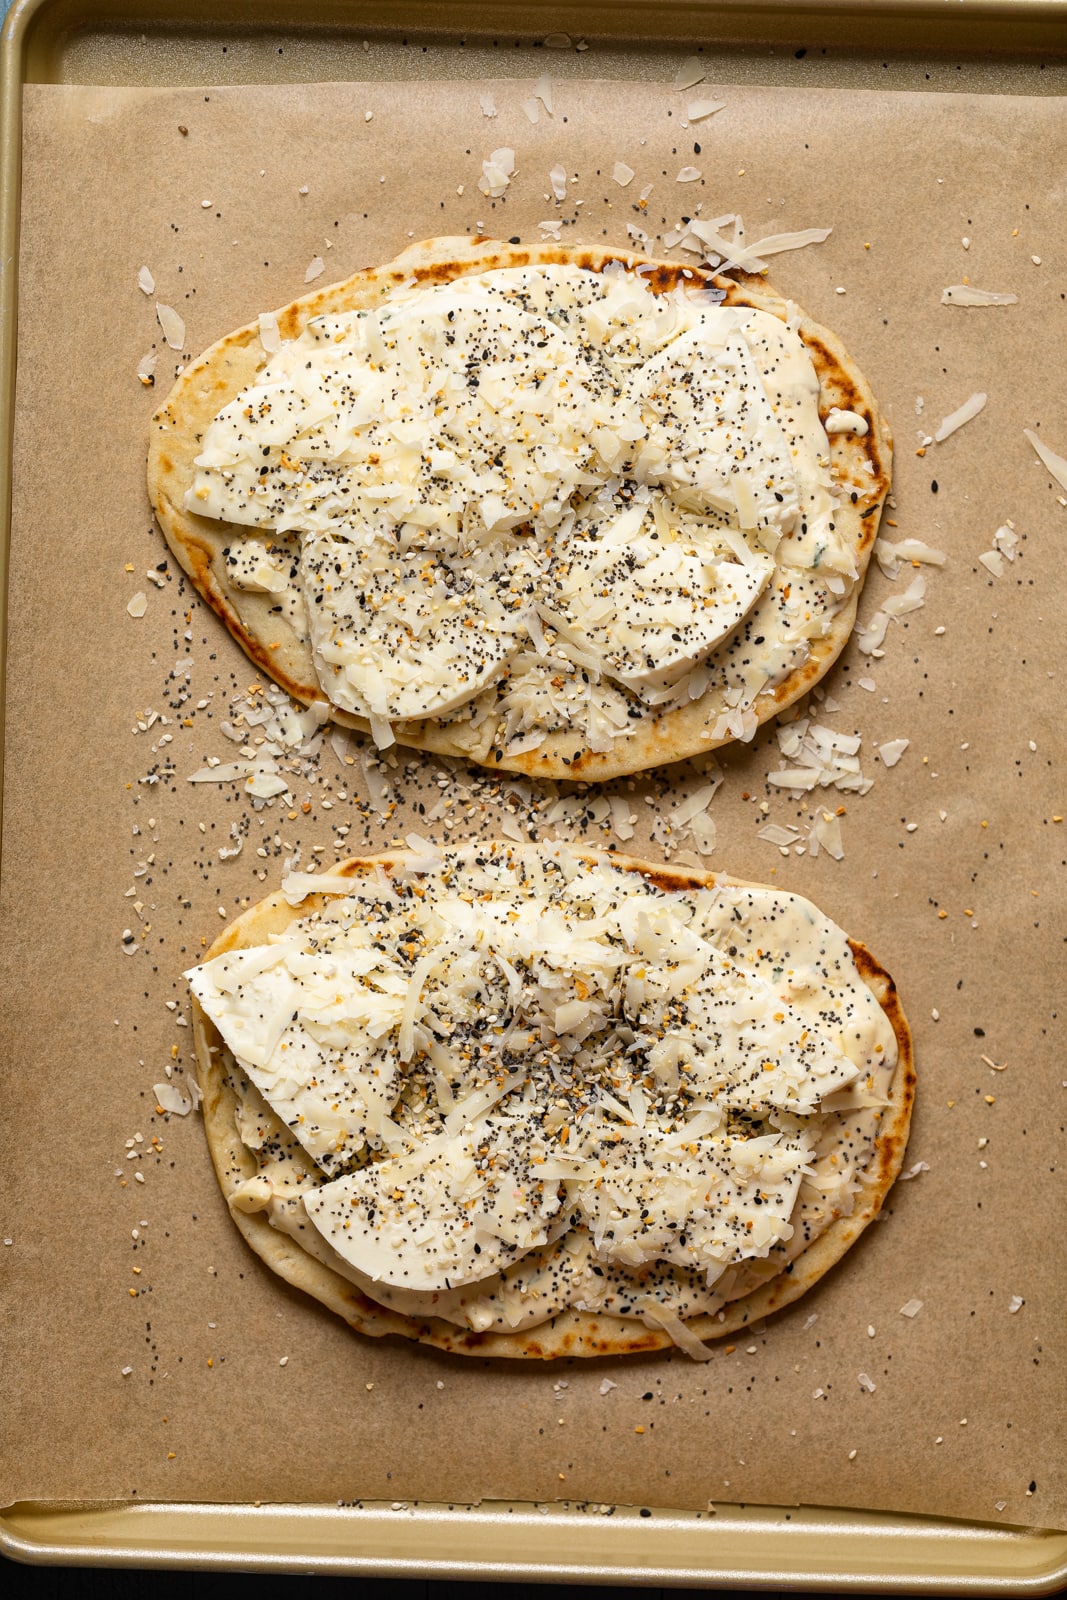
[2, 0, 1066, 1584]
[3, 1497, 1067, 1590]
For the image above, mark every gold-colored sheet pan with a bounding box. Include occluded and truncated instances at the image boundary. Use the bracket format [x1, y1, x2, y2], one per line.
[1, 0, 1066, 1587]
[4, 1497, 1067, 1587]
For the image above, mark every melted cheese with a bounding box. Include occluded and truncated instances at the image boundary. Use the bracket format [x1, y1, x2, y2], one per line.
[187, 265, 844, 741]
[188, 844, 897, 1316]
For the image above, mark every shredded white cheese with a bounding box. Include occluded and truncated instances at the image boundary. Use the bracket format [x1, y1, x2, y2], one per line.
[185, 262, 866, 761]
[152, 1080, 199, 1115]
[992, 522, 1019, 559]
[1024, 428, 1067, 493]
[187, 843, 899, 1334]
[941, 285, 1018, 307]
[874, 538, 947, 578]
[257, 311, 281, 354]
[534, 74, 554, 114]
[636, 1298, 715, 1361]
[934, 392, 987, 442]
[878, 739, 909, 768]
[745, 227, 832, 259]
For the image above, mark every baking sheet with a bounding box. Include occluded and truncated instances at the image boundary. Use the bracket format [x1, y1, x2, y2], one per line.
[0, 56, 1064, 1552]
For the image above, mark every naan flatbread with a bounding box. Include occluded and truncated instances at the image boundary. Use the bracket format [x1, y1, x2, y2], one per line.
[149, 238, 891, 781]
[187, 843, 914, 1359]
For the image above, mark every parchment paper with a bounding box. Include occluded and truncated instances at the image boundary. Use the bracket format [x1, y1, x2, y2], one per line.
[1, 74, 1064, 1529]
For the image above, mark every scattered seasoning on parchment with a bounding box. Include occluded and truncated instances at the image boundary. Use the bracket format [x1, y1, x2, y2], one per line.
[118, 177, 1056, 1497]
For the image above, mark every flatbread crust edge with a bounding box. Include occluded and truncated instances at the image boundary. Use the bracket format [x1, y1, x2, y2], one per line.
[189, 848, 915, 1361]
[148, 235, 893, 782]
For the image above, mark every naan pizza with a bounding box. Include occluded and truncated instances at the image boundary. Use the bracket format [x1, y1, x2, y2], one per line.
[186, 842, 914, 1359]
[149, 237, 892, 781]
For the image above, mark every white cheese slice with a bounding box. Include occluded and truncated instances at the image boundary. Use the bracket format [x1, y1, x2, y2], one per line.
[627, 311, 801, 538]
[299, 525, 530, 720]
[547, 500, 772, 692]
[304, 1115, 564, 1290]
[738, 309, 847, 575]
[680, 964, 863, 1113]
[574, 1127, 809, 1276]
[187, 938, 405, 1174]
[188, 271, 616, 538]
